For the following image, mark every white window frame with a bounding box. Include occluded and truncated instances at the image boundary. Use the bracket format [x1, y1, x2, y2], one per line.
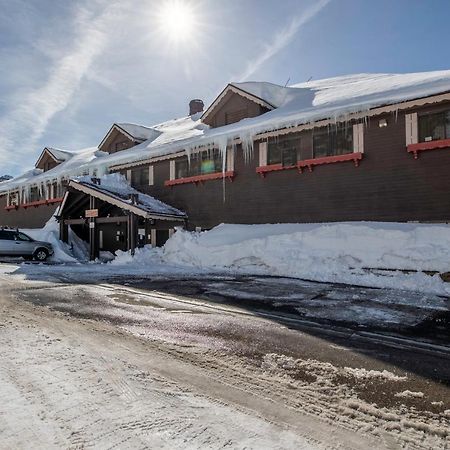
[405, 112, 418, 145]
[148, 165, 154, 186]
[352, 123, 365, 153]
[226, 147, 235, 171]
[169, 160, 176, 181]
[259, 141, 268, 166]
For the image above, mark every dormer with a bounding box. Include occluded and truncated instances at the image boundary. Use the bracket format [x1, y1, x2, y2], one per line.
[98, 123, 161, 154]
[201, 83, 279, 128]
[35, 147, 73, 172]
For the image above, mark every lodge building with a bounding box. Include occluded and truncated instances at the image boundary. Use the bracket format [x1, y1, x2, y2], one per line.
[1, 72, 449, 258]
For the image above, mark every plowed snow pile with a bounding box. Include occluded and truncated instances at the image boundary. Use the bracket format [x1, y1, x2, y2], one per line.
[161, 222, 450, 294]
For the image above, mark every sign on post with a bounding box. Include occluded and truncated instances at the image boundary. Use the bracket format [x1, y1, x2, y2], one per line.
[85, 209, 99, 218]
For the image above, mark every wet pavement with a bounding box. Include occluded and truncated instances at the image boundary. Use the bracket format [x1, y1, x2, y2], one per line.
[104, 274, 450, 344]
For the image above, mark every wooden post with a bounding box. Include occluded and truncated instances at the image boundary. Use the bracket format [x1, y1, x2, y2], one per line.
[89, 196, 99, 261]
[128, 212, 137, 256]
[60, 220, 69, 244]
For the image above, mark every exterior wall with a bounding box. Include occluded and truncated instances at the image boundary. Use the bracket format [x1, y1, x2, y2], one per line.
[208, 91, 269, 128]
[122, 103, 450, 229]
[36, 153, 60, 172]
[3, 100, 450, 232]
[99, 128, 136, 154]
[0, 194, 59, 228]
[106, 132, 136, 154]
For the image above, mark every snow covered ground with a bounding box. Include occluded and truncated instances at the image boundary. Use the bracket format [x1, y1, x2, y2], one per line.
[0, 270, 448, 449]
[20, 220, 450, 297]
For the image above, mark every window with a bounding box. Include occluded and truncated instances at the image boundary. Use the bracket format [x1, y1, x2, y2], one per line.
[30, 187, 40, 202]
[418, 110, 450, 142]
[16, 232, 32, 242]
[174, 149, 223, 179]
[131, 166, 149, 186]
[268, 134, 300, 166]
[0, 230, 15, 240]
[8, 192, 19, 206]
[313, 125, 353, 158]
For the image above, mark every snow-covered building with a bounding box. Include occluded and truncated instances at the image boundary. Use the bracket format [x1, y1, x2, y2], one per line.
[1, 71, 450, 256]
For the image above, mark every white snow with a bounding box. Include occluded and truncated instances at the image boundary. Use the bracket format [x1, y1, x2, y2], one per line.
[395, 390, 425, 399]
[3, 70, 450, 195]
[44, 148, 74, 162]
[14, 219, 450, 296]
[116, 123, 162, 142]
[23, 217, 85, 264]
[162, 222, 450, 295]
[262, 353, 407, 382]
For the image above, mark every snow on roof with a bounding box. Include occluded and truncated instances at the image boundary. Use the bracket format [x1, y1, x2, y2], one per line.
[230, 81, 290, 108]
[3, 70, 450, 193]
[115, 123, 162, 142]
[1, 147, 106, 193]
[46, 148, 74, 161]
[71, 173, 186, 219]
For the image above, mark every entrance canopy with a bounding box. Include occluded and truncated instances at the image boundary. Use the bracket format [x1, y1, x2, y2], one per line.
[58, 174, 186, 259]
[60, 174, 186, 222]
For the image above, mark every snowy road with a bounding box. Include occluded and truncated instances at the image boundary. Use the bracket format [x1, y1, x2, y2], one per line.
[0, 266, 449, 449]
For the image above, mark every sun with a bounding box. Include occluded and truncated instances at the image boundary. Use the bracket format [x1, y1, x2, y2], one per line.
[157, 0, 197, 43]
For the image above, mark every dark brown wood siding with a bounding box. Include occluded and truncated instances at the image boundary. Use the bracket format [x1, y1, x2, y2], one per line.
[125, 104, 450, 229]
[0, 195, 59, 228]
[207, 91, 269, 128]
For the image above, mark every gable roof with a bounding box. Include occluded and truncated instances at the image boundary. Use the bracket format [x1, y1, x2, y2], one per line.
[64, 174, 186, 221]
[201, 83, 276, 124]
[98, 123, 162, 152]
[35, 147, 74, 169]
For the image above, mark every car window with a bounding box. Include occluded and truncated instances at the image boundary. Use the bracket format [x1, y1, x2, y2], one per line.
[16, 232, 32, 242]
[0, 230, 16, 240]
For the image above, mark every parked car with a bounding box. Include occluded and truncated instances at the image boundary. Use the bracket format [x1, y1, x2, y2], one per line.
[0, 229, 54, 261]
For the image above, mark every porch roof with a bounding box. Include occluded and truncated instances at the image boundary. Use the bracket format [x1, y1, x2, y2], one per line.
[62, 174, 186, 222]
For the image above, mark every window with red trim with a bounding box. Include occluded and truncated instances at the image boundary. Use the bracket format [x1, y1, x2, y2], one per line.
[174, 149, 223, 180]
[267, 134, 301, 167]
[313, 124, 353, 158]
[418, 110, 450, 143]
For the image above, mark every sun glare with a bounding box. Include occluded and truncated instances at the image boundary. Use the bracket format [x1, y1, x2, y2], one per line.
[157, 0, 196, 43]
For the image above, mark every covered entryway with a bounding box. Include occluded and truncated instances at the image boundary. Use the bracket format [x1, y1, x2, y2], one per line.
[57, 176, 186, 260]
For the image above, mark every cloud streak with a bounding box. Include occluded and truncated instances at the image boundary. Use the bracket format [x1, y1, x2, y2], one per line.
[0, 1, 126, 173]
[235, 0, 331, 82]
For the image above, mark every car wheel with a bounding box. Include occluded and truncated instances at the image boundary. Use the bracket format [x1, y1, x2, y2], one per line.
[33, 248, 49, 262]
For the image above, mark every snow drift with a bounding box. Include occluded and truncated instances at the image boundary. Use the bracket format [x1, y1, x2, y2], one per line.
[162, 222, 450, 294]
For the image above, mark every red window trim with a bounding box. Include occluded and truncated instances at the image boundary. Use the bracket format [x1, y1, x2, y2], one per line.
[407, 138, 450, 159]
[256, 152, 363, 177]
[4, 197, 63, 211]
[165, 171, 235, 187]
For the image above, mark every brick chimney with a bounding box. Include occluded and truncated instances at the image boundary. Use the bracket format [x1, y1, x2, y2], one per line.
[189, 99, 204, 116]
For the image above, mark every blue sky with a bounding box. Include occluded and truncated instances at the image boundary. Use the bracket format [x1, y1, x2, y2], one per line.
[1, 0, 450, 175]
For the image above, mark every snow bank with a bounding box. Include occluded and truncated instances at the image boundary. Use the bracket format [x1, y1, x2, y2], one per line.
[162, 222, 450, 294]
[24, 217, 85, 263]
[111, 245, 164, 266]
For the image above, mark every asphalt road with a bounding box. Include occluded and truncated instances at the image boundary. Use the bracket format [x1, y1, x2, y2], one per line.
[0, 264, 449, 448]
